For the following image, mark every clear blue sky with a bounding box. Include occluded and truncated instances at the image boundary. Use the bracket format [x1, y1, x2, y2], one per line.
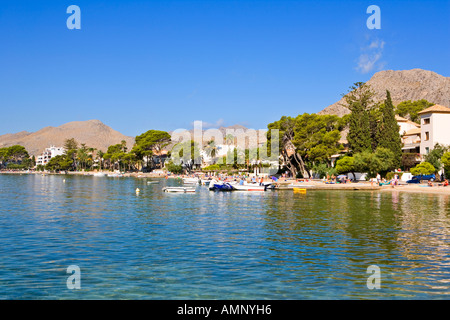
[1, 0, 449, 137]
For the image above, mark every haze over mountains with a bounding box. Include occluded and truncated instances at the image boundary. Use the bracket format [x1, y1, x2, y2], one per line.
[319, 69, 450, 116]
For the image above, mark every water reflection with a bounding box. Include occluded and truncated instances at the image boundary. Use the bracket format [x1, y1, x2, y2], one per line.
[0, 174, 449, 299]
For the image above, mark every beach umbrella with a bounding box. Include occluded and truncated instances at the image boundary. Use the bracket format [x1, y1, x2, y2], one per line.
[337, 175, 347, 179]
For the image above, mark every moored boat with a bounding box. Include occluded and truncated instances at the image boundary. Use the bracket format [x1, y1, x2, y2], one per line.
[162, 186, 196, 193]
[183, 177, 200, 185]
[232, 184, 267, 191]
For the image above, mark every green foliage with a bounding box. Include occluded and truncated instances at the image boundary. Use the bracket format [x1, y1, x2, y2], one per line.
[45, 155, 73, 172]
[292, 113, 343, 165]
[165, 161, 183, 174]
[395, 99, 434, 123]
[424, 143, 449, 172]
[411, 162, 436, 176]
[336, 156, 355, 174]
[376, 91, 402, 167]
[354, 147, 396, 177]
[386, 172, 403, 180]
[312, 163, 337, 179]
[0, 145, 32, 168]
[441, 152, 450, 179]
[64, 138, 78, 152]
[171, 140, 201, 164]
[345, 82, 376, 153]
[133, 130, 171, 169]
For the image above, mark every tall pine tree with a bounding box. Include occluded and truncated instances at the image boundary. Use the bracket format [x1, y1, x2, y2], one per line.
[345, 82, 374, 154]
[376, 90, 403, 167]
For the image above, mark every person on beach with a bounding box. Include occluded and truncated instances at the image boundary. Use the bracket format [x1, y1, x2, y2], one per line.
[428, 180, 433, 187]
[376, 173, 381, 184]
[444, 179, 449, 187]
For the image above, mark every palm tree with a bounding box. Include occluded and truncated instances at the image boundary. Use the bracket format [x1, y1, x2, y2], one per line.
[205, 140, 218, 164]
[97, 150, 104, 170]
[225, 134, 235, 146]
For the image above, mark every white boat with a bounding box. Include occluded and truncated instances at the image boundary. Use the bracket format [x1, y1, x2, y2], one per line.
[232, 184, 267, 191]
[93, 172, 107, 177]
[107, 173, 123, 177]
[147, 181, 160, 184]
[162, 186, 196, 193]
[183, 177, 199, 185]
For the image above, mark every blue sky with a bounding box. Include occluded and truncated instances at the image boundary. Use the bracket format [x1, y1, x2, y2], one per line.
[0, 0, 449, 137]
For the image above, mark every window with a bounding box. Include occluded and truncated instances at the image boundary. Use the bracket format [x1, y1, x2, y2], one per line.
[423, 118, 430, 125]
[426, 147, 430, 154]
[425, 132, 430, 141]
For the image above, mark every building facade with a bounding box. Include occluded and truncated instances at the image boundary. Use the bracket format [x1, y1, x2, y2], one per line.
[418, 105, 450, 155]
[36, 146, 65, 167]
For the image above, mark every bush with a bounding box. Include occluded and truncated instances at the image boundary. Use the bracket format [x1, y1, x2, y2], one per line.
[165, 161, 183, 174]
[411, 162, 435, 176]
[385, 172, 404, 180]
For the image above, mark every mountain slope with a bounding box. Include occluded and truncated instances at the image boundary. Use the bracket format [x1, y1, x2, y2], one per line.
[0, 120, 135, 156]
[318, 69, 450, 116]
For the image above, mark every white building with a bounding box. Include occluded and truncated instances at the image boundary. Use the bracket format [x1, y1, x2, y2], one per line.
[36, 146, 65, 167]
[418, 105, 450, 155]
[395, 115, 420, 135]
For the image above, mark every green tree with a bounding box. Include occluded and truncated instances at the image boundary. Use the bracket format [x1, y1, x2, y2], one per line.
[376, 90, 403, 168]
[165, 160, 183, 174]
[442, 152, 450, 179]
[354, 147, 395, 178]
[132, 130, 171, 170]
[64, 138, 79, 171]
[45, 155, 72, 172]
[267, 116, 308, 178]
[344, 82, 375, 153]
[411, 162, 436, 176]
[292, 113, 344, 166]
[423, 143, 449, 172]
[6, 145, 30, 163]
[395, 99, 434, 123]
[336, 156, 355, 177]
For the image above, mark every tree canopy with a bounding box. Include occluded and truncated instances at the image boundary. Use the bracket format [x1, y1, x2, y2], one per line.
[395, 99, 434, 123]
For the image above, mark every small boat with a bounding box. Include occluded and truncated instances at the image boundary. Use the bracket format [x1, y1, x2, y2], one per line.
[107, 173, 123, 178]
[183, 177, 199, 185]
[147, 181, 160, 184]
[210, 182, 234, 191]
[232, 184, 267, 192]
[93, 172, 107, 177]
[162, 186, 196, 193]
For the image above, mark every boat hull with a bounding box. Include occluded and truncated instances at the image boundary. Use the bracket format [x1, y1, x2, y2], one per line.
[163, 187, 196, 193]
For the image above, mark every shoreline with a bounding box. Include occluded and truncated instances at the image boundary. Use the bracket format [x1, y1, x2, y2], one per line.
[1, 171, 449, 196]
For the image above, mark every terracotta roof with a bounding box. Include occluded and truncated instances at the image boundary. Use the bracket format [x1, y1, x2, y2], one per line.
[395, 115, 408, 122]
[403, 128, 421, 136]
[418, 104, 450, 115]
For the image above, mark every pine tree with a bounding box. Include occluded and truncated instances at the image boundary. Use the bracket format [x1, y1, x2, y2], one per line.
[376, 90, 403, 167]
[345, 82, 374, 154]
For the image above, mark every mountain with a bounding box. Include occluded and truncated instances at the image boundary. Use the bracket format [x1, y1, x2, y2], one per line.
[0, 120, 135, 156]
[318, 69, 450, 117]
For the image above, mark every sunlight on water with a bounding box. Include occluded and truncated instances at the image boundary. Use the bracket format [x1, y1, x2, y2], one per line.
[0, 174, 449, 299]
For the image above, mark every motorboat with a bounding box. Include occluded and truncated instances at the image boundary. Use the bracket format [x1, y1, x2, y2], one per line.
[162, 186, 196, 193]
[209, 181, 234, 191]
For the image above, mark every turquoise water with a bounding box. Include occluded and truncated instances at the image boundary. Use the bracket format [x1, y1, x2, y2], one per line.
[0, 174, 449, 299]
